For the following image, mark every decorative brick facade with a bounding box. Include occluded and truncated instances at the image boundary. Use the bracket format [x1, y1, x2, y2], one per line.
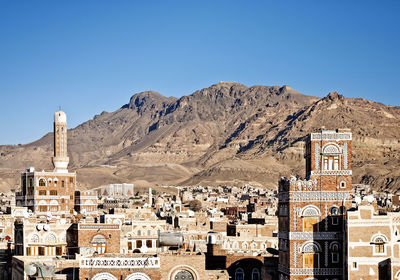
[278, 129, 353, 280]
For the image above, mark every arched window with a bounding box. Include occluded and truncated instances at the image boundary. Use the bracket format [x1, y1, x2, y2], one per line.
[30, 234, 40, 243]
[330, 206, 339, 216]
[330, 242, 340, 263]
[322, 144, 340, 170]
[372, 235, 387, 255]
[302, 206, 319, 232]
[242, 243, 248, 250]
[340, 181, 346, 188]
[302, 242, 321, 268]
[235, 268, 245, 280]
[91, 234, 107, 254]
[45, 233, 57, 244]
[251, 268, 260, 280]
[39, 179, 46, 187]
[137, 230, 142, 236]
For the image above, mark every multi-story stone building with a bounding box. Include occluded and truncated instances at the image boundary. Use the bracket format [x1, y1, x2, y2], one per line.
[347, 203, 400, 279]
[16, 110, 76, 218]
[278, 129, 353, 280]
[14, 217, 69, 257]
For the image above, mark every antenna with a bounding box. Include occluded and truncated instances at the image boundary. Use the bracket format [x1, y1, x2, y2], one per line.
[59, 105, 61, 111]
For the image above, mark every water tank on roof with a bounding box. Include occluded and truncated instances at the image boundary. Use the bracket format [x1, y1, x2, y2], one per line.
[208, 234, 217, 244]
[25, 264, 37, 276]
[159, 232, 184, 246]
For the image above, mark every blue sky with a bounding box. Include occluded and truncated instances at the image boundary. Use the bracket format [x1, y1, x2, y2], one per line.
[0, 1, 399, 145]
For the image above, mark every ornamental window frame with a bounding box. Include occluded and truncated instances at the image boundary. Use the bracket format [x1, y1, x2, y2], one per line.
[330, 242, 340, 264]
[322, 143, 341, 171]
[371, 234, 388, 256]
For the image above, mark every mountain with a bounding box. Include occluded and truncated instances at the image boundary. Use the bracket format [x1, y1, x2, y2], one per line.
[0, 82, 399, 193]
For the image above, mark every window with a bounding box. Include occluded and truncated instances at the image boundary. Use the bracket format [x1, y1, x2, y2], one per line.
[304, 253, 318, 268]
[136, 240, 142, 248]
[332, 217, 339, 225]
[56, 246, 62, 255]
[128, 242, 132, 250]
[304, 218, 318, 232]
[30, 234, 40, 243]
[39, 190, 47, 196]
[376, 243, 385, 253]
[38, 247, 45, 256]
[26, 247, 31, 256]
[70, 177, 74, 184]
[39, 179, 46, 186]
[61, 180, 65, 187]
[137, 230, 142, 236]
[91, 235, 107, 254]
[50, 190, 57, 195]
[372, 235, 387, 255]
[302, 242, 320, 268]
[61, 199, 65, 203]
[146, 240, 152, 248]
[330, 207, 339, 215]
[352, 262, 358, 270]
[340, 181, 346, 188]
[251, 268, 260, 280]
[39, 206, 47, 212]
[331, 243, 340, 263]
[323, 155, 340, 170]
[235, 268, 244, 280]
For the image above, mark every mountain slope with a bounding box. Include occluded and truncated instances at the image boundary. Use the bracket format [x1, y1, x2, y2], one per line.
[0, 83, 399, 193]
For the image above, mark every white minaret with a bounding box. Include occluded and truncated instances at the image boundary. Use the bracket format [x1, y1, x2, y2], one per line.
[148, 187, 153, 207]
[52, 110, 69, 173]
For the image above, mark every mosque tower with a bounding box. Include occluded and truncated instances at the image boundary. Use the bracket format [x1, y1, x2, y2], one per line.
[52, 110, 69, 173]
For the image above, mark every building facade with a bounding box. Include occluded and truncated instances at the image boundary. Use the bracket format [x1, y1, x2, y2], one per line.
[16, 110, 76, 218]
[278, 129, 353, 280]
[347, 204, 400, 280]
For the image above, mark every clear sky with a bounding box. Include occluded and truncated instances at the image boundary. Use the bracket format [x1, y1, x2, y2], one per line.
[0, 0, 399, 145]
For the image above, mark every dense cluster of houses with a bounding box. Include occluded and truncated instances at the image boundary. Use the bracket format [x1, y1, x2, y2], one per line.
[0, 111, 399, 280]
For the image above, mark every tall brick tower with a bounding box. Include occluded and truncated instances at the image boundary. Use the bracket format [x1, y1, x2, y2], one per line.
[52, 110, 69, 172]
[278, 129, 352, 280]
[17, 110, 76, 218]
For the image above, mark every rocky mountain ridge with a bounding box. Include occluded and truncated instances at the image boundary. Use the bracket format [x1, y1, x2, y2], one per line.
[0, 82, 399, 193]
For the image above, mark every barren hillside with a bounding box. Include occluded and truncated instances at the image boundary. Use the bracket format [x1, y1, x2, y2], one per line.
[0, 82, 399, 193]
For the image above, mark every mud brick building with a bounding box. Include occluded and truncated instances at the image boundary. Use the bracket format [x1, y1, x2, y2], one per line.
[67, 223, 121, 255]
[278, 129, 353, 280]
[15, 110, 76, 218]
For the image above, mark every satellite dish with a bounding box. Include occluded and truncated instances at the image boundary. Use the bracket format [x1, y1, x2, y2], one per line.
[26, 264, 37, 276]
[355, 196, 362, 205]
[160, 211, 165, 217]
[43, 224, 49, 231]
[36, 224, 43, 231]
